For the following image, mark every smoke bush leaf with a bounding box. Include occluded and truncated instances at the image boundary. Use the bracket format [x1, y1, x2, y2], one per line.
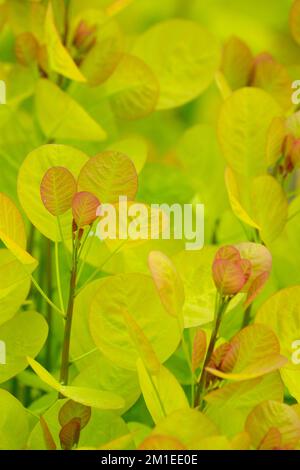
[206, 324, 287, 381]
[250, 53, 292, 111]
[28, 399, 128, 450]
[245, 401, 300, 450]
[27, 357, 125, 410]
[40, 166, 77, 216]
[0, 249, 31, 326]
[176, 124, 228, 220]
[225, 168, 260, 230]
[35, 79, 107, 141]
[139, 435, 186, 450]
[205, 372, 284, 437]
[59, 418, 81, 450]
[72, 191, 100, 228]
[71, 279, 141, 412]
[133, 19, 220, 110]
[105, 54, 159, 120]
[107, 137, 148, 174]
[256, 286, 300, 402]
[221, 36, 253, 90]
[77, 151, 138, 203]
[0, 311, 48, 383]
[136, 358, 189, 424]
[172, 248, 242, 328]
[290, 0, 300, 46]
[59, 400, 91, 430]
[151, 408, 219, 450]
[0, 192, 26, 249]
[251, 175, 288, 244]
[266, 117, 287, 166]
[18, 144, 89, 241]
[218, 88, 281, 178]
[148, 251, 185, 319]
[235, 242, 272, 291]
[0, 193, 38, 274]
[122, 310, 161, 374]
[80, 17, 124, 86]
[225, 170, 288, 244]
[0, 390, 29, 450]
[0, 193, 37, 270]
[89, 273, 182, 370]
[45, 3, 86, 82]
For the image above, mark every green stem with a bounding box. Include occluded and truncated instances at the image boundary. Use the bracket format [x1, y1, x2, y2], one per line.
[76, 225, 96, 282]
[55, 241, 65, 314]
[59, 232, 79, 388]
[194, 295, 229, 408]
[45, 238, 53, 369]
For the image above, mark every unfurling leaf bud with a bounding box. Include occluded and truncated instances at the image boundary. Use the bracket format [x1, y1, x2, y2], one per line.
[73, 21, 97, 53]
[212, 243, 272, 306]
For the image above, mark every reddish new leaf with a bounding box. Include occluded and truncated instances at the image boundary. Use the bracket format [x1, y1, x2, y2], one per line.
[215, 245, 241, 262]
[59, 418, 81, 450]
[72, 191, 100, 228]
[245, 272, 270, 308]
[58, 399, 91, 430]
[212, 259, 246, 296]
[40, 166, 77, 216]
[258, 427, 282, 450]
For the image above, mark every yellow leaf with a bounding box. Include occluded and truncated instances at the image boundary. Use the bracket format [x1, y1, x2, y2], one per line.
[137, 359, 189, 424]
[225, 168, 260, 230]
[89, 273, 181, 371]
[148, 251, 184, 319]
[206, 324, 287, 381]
[151, 408, 219, 450]
[27, 357, 125, 410]
[45, 3, 86, 82]
[0, 193, 37, 271]
[218, 88, 281, 177]
[251, 175, 288, 244]
[256, 286, 300, 402]
[139, 435, 186, 450]
[133, 19, 220, 110]
[245, 401, 300, 450]
[123, 311, 160, 374]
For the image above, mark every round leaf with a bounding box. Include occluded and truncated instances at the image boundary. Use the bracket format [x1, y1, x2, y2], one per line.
[89, 273, 181, 370]
[18, 144, 89, 241]
[133, 19, 220, 110]
[218, 88, 281, 177]
[105, 54, 159, 120]
[0, 390, 29, 450]
[28, 400, 128, 450]
[148, 251, 185, 318]
[77, 151, 138, 203]
[72, 191, 100, 227]
[0, 311, 48, 383]
[40, 166, 77, 216]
